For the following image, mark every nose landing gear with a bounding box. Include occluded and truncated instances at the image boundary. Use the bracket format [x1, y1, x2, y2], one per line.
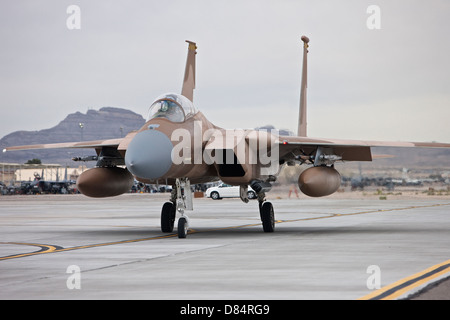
[160, 178, 193, 238]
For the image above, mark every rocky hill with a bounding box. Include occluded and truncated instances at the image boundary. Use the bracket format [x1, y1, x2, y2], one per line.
[0, 107, 145, 165]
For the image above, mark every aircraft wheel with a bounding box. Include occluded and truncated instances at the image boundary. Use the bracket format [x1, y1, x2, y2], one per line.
[161, 202, 176, 232]
[260, 202, 275, 233]
[247, 191, 256, 199]
[178, 217, 188, 238]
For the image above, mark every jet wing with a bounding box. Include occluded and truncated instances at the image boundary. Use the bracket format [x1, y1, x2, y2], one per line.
[4, 138, 123, 152]
[3, 131, 138, 168]
[276, 135, 450, 165]
[4, 138, 127, 168]
[3, 130, 137, 153]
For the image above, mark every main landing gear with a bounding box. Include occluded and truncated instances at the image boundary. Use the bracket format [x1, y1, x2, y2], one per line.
[258, 192, 275, 233]
[241, 184, 275, 233]
[160, 178, 193, 238]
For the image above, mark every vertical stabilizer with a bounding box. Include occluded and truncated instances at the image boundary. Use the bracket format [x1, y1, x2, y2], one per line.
[298, 36, 309, 137]
[181, 40, 197, 102]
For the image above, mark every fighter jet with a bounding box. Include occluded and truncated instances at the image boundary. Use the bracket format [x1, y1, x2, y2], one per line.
[5, 37, 450, 238]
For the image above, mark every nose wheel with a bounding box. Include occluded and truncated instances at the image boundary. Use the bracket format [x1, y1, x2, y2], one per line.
[177, 216, 189, 238]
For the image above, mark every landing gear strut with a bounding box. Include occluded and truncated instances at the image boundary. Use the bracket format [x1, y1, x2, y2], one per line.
[257, 192, 275, 232]
[160, 178, 193, 238]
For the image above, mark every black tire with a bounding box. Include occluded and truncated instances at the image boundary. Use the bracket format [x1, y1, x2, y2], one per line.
[161, 202, 176, 232]
[260, 202, 275, 232]
[210, 191, 220, 200]
[178, 217, 188, 238]
[247, 191, 256, 199]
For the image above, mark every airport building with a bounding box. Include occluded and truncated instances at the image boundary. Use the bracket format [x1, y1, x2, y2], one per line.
[0, 163, 84, 187]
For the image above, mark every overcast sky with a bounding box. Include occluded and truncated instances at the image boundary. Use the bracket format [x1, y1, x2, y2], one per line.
[1, 0, 449, 143]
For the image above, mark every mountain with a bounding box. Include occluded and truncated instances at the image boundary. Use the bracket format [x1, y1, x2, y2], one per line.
[0, 107, 145, 165]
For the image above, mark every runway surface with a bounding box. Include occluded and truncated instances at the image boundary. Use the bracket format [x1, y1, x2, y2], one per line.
[1, 193, 449, 300]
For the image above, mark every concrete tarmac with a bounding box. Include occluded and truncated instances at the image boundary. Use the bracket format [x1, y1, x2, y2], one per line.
[1, 193, 450, 300]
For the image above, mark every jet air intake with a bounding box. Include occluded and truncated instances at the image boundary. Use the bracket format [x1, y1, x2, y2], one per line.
[298, 166, 341, 197]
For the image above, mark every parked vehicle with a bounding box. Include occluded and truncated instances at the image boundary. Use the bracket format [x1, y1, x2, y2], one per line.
[205, 183, 256, 200]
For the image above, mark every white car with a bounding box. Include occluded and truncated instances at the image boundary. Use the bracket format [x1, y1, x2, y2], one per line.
[206, 183, 256, 200]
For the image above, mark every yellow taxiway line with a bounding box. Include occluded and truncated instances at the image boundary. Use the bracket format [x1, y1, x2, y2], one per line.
[359, 259, 450, 300]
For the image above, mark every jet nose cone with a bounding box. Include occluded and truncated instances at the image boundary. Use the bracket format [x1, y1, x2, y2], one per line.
[125, 130, 173, 179]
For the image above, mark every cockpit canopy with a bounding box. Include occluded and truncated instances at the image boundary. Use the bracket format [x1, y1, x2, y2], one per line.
[147, 93, 198, 123]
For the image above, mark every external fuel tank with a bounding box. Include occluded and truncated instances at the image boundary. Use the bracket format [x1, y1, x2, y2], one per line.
[76, 167, 134, 198]
[298, 166, 341, 197]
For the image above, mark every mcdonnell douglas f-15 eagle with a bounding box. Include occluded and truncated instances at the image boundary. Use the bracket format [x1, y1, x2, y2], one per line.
[5, 37, 450, 238]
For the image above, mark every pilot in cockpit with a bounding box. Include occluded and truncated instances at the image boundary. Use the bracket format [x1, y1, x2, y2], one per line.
[147, 93, 197, 123]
